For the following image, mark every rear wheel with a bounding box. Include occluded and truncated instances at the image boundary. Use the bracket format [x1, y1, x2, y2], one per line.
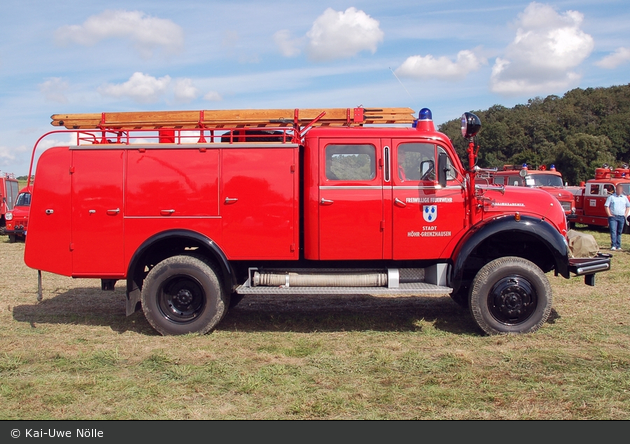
[469, 257, 552, 335]
[141, 255, 227, 335]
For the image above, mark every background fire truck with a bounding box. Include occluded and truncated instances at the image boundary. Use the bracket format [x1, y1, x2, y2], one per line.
[479, 164, 576, 218]
[567, 166, 630, 232]
[23, 107, 610, 336]
[5, 185, 32, 243]
[0, 171, 19, 237]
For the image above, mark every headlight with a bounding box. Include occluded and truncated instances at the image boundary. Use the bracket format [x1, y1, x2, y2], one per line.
[5, 212, 13, 221]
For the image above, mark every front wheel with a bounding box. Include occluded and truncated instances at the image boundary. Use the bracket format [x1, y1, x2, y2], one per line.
[469, 257, 552, 335]
[141, 255, 227, 335]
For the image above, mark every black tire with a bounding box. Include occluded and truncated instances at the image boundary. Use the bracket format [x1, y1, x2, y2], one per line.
[141, 255, 227, 335]
[8, 234, 16, 243]
[469, 257, 552, 335]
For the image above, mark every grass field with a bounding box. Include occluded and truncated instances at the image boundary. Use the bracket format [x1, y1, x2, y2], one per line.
[0, 228, 629, 420]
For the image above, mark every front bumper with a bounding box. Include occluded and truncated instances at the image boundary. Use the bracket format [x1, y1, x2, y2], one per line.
[5, 226, 26, 237]
[568, 253, 612, 286]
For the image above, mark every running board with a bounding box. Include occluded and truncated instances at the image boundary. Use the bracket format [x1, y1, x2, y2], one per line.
[235, 281, 453, 296]
[235, 267, 452, 296]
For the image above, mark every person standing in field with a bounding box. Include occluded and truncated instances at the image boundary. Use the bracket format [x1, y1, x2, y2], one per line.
[604, 183, 630, 251]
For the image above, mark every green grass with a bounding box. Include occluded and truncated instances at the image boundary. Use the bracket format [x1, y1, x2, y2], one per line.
[0, 228, 629, 420]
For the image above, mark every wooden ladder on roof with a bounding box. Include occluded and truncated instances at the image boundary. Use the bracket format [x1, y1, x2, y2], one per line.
[50, 107, 417, 130]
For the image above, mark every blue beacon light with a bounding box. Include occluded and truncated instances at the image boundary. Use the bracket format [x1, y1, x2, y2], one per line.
[414, 108, 435, 131]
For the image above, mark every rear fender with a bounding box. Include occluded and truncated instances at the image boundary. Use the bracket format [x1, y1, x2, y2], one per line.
[125, 229, 233, 316]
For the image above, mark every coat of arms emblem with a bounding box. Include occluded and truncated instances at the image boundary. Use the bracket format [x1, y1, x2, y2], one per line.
[423, 205, 437, 222]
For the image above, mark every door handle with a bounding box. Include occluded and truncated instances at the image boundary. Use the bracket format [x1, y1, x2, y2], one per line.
[106, 208, 120, 215]
[224, 197, 238, 204]
[394, 198, 407, 208]
[160, 209, 175, 216]
[320, 198, 334, 205]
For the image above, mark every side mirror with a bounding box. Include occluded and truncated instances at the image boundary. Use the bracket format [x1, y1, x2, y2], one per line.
[438, 152, 448, 188]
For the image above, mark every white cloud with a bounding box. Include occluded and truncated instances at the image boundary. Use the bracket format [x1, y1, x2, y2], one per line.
[0, 145, 17, 165]
[39, 77, 70, 103]
[203, 91, 223, 101]
[173, 78, 199, 103]
[54, 10, 184, 59]
[98, 72, 171, 103]
[395, 50, 484, 81]
[596, 47, 630, 69]
[306, 7, 384, 61]
[274, 30, 302, 57]
[490, 2, 594, 96]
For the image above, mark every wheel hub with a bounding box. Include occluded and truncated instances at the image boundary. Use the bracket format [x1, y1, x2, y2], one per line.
[174, 289, 194, 306]
[158, 275, 205, 322]
[489, 276, 537, 325]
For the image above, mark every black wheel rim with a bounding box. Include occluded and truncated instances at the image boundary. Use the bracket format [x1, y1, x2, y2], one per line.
[157, 274, 206, 323]
[488, 275, 537, 325]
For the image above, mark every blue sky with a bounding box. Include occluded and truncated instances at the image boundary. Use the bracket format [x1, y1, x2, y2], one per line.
[1, 0, 629, 176]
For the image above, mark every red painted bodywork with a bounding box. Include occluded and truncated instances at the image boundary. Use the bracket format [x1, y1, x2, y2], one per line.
[5, 185, 32, 240]
[1, 172, 19, 225]
[479, 166, 575, 217]
[567, 167, 630, 228]
[24, 118, 567, 280]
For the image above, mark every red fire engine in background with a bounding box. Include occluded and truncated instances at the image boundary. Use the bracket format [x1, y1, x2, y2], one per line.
[477, 164, 576, 218]
[23, 107, 611, 336]
[567, 166, 630, 232]
[0, 171, 19, 237]
[5, 185, 33, 243]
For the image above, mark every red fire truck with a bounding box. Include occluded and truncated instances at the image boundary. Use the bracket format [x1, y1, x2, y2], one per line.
[478, 164, 576, 218]
[0, 171, 19, 236]
[5, 185, 32, 242]
[567, 166, 630, 232]
[23, 107, 611, 336]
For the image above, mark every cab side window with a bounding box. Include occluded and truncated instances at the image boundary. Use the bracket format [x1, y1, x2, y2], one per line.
[603, 184, 614, 195]
[325, 145, 376, 181]
[398, 143, 435, 182]
[589, 184, 600, 195]
[438, 147, 457, 181]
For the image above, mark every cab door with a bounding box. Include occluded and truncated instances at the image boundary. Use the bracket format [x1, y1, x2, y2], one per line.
[392, 141, 466, 259]
[318, 140, 384, 259]
[71, 149, 124, 275]
[584, 182, 610, 217]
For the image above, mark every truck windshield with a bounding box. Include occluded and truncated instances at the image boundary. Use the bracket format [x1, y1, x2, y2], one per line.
[15, 192, 31, 207]
[526, 175, 564, 187]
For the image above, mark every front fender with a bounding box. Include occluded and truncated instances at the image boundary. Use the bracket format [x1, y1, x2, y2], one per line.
[449, 215, 570, 291]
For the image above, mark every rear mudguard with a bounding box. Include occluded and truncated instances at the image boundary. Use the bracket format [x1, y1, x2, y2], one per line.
[125, 229, 233, 316]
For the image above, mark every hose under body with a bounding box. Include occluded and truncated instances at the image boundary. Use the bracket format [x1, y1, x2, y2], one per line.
[253, 271, 388, 287]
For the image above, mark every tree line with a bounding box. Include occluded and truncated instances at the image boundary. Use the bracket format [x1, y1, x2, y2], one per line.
[438, 84, 630, 186]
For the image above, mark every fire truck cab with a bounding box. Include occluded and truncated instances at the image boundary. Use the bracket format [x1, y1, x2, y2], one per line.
[568, 166, 630, 231]
[24, 107, 611, 336]
[0, 171, 19, 237]
[481, 164, 576, 217]
[5, 185, 32, 242]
